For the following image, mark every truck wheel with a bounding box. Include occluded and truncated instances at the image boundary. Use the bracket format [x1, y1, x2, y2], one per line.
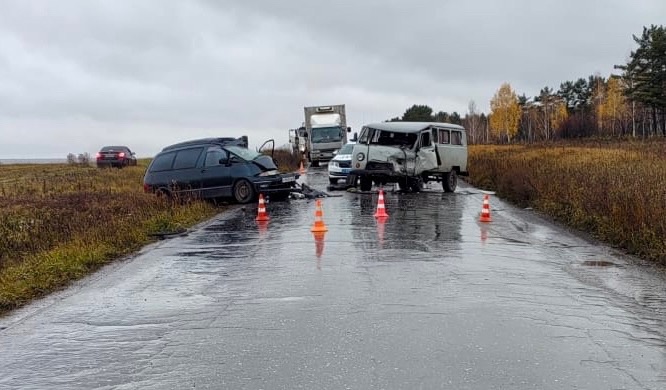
[329, 178, 338, 185]
[233, 179, 256, 204]
[443, 170, 458, 192]
[360, 177, 372, 192]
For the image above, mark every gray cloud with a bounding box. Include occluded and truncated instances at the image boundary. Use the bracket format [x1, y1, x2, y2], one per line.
[0, 0, 664, 158]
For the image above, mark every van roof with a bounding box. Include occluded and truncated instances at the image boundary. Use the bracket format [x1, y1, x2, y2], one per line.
[365, 122, 465, 133]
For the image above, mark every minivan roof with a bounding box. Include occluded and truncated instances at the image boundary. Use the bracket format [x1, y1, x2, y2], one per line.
[161, 136, 248, 151]
[364, 122, 465, 134]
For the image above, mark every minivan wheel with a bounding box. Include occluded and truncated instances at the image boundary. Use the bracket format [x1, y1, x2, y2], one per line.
[443, 170, 458, 192]
[359, 176, 372, 192]
[233, 179, 256, 204]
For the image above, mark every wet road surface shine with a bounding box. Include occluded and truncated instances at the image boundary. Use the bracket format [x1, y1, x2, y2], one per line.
[1, 172, 665, 389]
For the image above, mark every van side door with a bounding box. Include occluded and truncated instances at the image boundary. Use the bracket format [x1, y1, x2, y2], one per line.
[435, 128, 453, 172]
[415, 129, 438, 174]
[171, 147, 204, 197]
[201, 146, 232, 198]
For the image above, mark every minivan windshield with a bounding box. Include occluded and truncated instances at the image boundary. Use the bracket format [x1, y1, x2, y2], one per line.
[226, 146, 260, 161]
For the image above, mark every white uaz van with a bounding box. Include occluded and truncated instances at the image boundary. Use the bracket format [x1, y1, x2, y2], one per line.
[350, 122, 468, 192]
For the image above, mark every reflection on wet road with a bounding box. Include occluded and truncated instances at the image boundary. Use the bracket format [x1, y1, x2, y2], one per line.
[1, 169, 666, 389]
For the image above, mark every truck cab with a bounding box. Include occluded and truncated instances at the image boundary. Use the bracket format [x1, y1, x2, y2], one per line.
[304, 105, 351, 167]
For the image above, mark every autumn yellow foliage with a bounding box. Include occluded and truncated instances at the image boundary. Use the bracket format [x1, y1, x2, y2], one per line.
[490, 83, 521, 142]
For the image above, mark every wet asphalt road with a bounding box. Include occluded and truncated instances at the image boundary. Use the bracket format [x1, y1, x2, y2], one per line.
[1, 170, 666, 389]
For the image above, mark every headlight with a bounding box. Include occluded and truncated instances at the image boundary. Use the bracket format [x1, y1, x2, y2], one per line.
[356, 152, 365, 161]
[258, 170, 279, 177]
[330, 161, 338, 168]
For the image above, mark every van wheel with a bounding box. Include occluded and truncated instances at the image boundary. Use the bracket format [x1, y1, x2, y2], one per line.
[233, 179, 256, 204]
[329, 178, 338, 185]
[410, 177, 424, 192]
[360, 177, 372, 192]
[443, 170, 458, 192]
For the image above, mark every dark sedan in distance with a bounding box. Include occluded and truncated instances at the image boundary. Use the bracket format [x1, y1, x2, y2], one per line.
[96, 146, 137, 168]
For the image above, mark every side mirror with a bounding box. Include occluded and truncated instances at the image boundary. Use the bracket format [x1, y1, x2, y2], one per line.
[347, 127, 352, 133]
[219, 157, 229, 165]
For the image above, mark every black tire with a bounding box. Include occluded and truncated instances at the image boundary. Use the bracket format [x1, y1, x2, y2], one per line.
[359, 176, 372, 192]
[311, 160, 320, 168]
[346, 174, 358, 187]
[410, 177, 424, 193]
[233, 179, 256, 204]
[443, 170, 458, 192]
[397, 178, 409, 192]
[329, 178, 338, 185]
[155, 188, 172, 202]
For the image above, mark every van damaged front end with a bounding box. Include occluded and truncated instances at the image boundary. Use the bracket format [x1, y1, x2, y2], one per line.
[351, 145, 417, 180]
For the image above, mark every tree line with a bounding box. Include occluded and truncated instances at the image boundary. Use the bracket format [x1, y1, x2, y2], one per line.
[387, 25, 665, 143]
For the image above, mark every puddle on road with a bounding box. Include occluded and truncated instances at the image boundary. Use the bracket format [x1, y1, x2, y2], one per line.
[581, 260, 617, 267]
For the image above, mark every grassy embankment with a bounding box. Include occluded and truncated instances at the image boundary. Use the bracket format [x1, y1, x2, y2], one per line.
[0, 161, 218, 315]
[467, 140, 666, 264]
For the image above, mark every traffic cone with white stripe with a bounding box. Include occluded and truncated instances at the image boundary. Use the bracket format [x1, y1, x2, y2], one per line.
[479, 194, 492, 223]
[374, 189, 389, 219]
[310, 199, 328, 232]
[256, 193, 270, 222]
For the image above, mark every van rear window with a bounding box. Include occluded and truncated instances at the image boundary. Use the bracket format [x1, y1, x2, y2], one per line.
[150, 152, 176, 172]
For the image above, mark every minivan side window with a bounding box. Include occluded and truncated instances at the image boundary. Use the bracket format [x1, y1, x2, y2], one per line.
[451, 131, 463, 146]
[439, 130, 450, 144]
[205, 147, 228, 167]
[173, 147, 203, 170]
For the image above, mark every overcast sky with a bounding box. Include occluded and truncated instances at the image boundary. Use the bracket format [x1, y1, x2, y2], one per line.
[1, 0, 664, 158]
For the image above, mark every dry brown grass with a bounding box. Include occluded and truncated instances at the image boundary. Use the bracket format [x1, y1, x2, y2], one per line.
[268, 148, 302, 173]
[0, 161, 218, 314]
[467, 139, 666, 264]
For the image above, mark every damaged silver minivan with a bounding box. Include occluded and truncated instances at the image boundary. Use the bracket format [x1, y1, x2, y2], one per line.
[350, 122, 468, 192]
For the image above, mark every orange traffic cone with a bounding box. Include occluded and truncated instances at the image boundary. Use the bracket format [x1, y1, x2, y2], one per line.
[311, 199, 328, 232]
[256, 194, 270, 221]
[479, 194, 492, 223]
[374, 188, 389, 218]
[299, 161, 306, 175]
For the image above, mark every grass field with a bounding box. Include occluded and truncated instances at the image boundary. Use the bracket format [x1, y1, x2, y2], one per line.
[467, 139, 666, 264]
[0, 161, 218, 314]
